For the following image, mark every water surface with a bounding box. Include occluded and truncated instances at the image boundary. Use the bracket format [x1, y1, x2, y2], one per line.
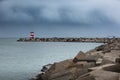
[0, 38, 102, 80]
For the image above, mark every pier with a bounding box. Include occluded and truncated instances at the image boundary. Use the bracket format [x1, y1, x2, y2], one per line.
[17, 32, 120, 43]
[17, 37, 120, 43]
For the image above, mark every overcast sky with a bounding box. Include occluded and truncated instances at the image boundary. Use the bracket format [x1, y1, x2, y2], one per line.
[0, 0, 120, 38]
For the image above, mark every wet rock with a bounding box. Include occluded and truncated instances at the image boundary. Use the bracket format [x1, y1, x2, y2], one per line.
[95, 45, 105, 51]
[41, 64, 52, 72]
[95, 43, 112, 53]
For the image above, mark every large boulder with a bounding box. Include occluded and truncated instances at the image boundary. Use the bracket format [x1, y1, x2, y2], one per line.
[76, 64, 120, 80]
[47, 62, 96, 80]
[41, 59, 74, 80]
[73, 51, 86, 63]
[40, 59, 96, 80]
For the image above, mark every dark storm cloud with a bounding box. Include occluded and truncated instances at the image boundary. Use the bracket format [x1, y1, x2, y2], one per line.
[0, 0, 120, 25]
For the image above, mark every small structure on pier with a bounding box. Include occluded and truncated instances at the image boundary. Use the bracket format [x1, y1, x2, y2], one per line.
[30, 32, 35, 40]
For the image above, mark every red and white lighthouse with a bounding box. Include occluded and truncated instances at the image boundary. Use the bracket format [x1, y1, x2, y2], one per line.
[30, 32, 34, 40]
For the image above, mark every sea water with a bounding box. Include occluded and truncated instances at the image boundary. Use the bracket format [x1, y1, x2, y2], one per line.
[0, 38, 102, 80]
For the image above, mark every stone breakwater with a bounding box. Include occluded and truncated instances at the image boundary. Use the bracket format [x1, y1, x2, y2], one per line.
[18, 37, 120, 43]
[31, 40, 120, 80]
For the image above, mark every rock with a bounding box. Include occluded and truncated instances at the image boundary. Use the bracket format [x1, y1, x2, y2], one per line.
[103, 64, 120, 73]
[76, 73, 95, 80]
[40, 59, 74, 80]
[91, 70, 119, 80]
[41, 64, 52, 72]
[95, 58, 103, 65]
[34, 41, 120, 80]
[29, 78, 36, 80]
[95, 45, 105, 51]
[49, 67, 77, 80]
[77, 64, 120, 80]
[95, 44, 111, 53]
[73, 51, 86, 63]
[51, 59, 74, 73]
[88, 64, 115, 71]
[48, 62, 96, 80]
[115, 58, 120, 63]
[39, 60, 96, 80]
[33, 73, 44, 80]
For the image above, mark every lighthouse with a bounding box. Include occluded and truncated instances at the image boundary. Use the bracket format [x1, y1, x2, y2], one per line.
[30, 32, 35, 40]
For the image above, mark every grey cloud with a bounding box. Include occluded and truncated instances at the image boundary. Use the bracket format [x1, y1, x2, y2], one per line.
[0, 0, 120, 25]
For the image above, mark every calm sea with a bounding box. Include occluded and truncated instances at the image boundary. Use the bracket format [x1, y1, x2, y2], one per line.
[0, 38, 102, 80]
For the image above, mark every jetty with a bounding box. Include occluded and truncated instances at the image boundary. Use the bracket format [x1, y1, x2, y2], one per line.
[17, 37, 120, 43]
[17, 32, 120, 43]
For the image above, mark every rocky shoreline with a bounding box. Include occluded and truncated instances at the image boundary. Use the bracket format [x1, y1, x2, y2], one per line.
[31, 41, 120, 80]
